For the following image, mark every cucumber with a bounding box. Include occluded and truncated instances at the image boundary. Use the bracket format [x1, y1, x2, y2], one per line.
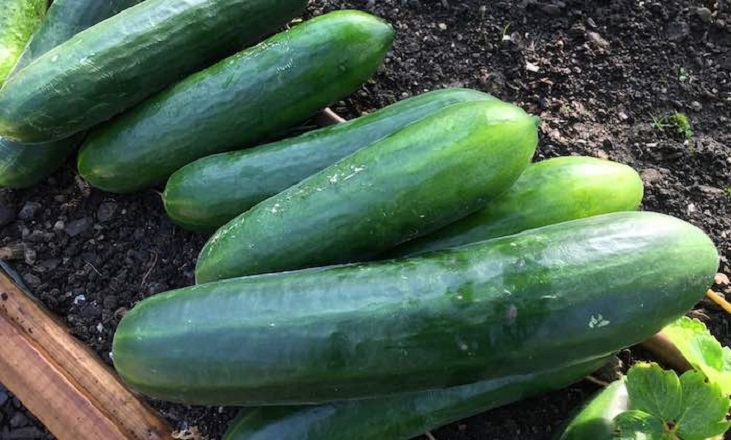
[389, 156, 644, 257]
[557, 380, 629, 440]
[195, 100, 539, 282]
[0, 0, 308, 143]
[0, 0, 45, 85]
[112, 212, 718, 406]
[77, 10, 395, 193]
[224, 357, 610, 440]
[0, 0, 146, 189]
[163, 88, 497, 232]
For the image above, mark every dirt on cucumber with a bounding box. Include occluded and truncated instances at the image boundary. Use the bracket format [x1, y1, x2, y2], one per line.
[1, 1, 729, 439]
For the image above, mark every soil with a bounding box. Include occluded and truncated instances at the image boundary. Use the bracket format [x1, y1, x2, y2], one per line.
[1, 0, 730, 439]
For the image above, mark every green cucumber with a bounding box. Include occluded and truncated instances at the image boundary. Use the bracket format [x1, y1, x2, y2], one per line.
[389, 156, 644, 257]
[163, 88, 497, 232]
[0, 0, 45, 85]
[0, 0, 146, 189]
[224, 357, 610, 440]
[112, 212, 718, 406]
[77, 10, 395, 193]
[557, 380, 629, 440]
[0, 0, 308, 143]
[195, 100, 539, 282]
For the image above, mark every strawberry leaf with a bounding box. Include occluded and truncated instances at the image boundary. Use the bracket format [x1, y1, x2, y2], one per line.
[662, 317, 731, 395]
[626, 363, 681, 422]
[675, 370, 731, 440]
[613, 410, 669, 439]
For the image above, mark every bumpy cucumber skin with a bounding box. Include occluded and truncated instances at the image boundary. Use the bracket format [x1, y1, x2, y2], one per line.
[163, 88, 497, 232]
[0, 0, 308, 143]
[0, 0, 45, 85]
[557, 380, 628, 440]
[77, 10, 395, 193]
[223, 357, 610, 440]
[0, 0, 146, 189]
[194, 100, 538, 282]
[113, 212, 718, 406]
[390, 156, 644, 257]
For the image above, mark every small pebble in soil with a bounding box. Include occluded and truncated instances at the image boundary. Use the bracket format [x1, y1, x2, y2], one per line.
[64, 217, 93, 237]
[696, 7, 713, 23]
[9, 412, 28, 428]
[666, 21, 690, 41]
[97, 202, 118, 223]
[17, 202, 42, 221]
[21, 273, 41, 287]
[691, 101, 703, 111]
[0, 202, 16, 227]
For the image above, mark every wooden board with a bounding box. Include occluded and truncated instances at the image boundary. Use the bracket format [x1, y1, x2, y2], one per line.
[0, 271, 173, 440]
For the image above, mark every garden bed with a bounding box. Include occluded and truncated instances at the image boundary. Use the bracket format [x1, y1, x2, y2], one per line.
[1, 0, 729, 438]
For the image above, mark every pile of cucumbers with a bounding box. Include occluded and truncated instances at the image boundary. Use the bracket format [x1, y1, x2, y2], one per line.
[0, 1, 720, 439]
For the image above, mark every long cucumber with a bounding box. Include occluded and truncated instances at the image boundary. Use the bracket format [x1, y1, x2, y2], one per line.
[194, 99, 538, 282]
[389, 156, 644, 257]
[77, 10, 395, 193]
[224, 357, 610, 440]
[0, 0, 308, 143]
[163, 88, 496, 232]
[112, 212, 718, 406]
[0, 0, 147, 189]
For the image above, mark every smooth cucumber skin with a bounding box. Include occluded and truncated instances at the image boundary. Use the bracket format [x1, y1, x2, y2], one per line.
[0, 0, 45, 84]
[113, 212, 719, 406]
[77, 10, 395, 193]
[0, 0, 145, 189]
[163, 88, 497, 232]
[390, 156, 644, 257]
[194, 100, 538, 282]
[224, 357, 610, 440]
[557, 380, 628, 440]
[0, 0, 308, 143]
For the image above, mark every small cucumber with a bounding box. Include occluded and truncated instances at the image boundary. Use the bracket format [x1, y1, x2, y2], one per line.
[0, 0, 308, 143]
[112, 212, 718, 405]
[557, 380, 629, 440]
[224, 357, 610, 440]
[0, 0, 45, 85]
[77, 10, 395, 193]
[163, 88, 496, 232]
[194, 99, 538, 282]
[390, 156, 644, 257]
[0, 0, 146, 189]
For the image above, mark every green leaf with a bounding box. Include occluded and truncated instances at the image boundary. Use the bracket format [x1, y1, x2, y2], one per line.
[626, 363, 682, 422]
[662, 316, 731, 395]
[675, 370, 731, 440]
[613, 410, 670, 440]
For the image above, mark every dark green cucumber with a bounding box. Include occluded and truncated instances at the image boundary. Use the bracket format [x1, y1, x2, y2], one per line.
[224, 357, 610, 440]
[163, 88, 497, 232]
[557, 380, 628, 440]
[0, 0, 45, 84]
[112, 212, 718, 405]
[0, 0, 308, 143]
[0, 0, 146, 189]
[390, 156, 644, 257]
[77, 10, 395, 193]
[195, 100, 538, 282]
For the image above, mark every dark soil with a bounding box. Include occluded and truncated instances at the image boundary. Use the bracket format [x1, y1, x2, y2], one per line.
[1, 0, 730, 439]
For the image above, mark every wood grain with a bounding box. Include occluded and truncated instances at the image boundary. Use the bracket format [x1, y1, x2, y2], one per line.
[0, 271, 173, 440]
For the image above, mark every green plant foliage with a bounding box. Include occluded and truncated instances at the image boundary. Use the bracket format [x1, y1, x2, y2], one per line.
[662, 317, 731, 395]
